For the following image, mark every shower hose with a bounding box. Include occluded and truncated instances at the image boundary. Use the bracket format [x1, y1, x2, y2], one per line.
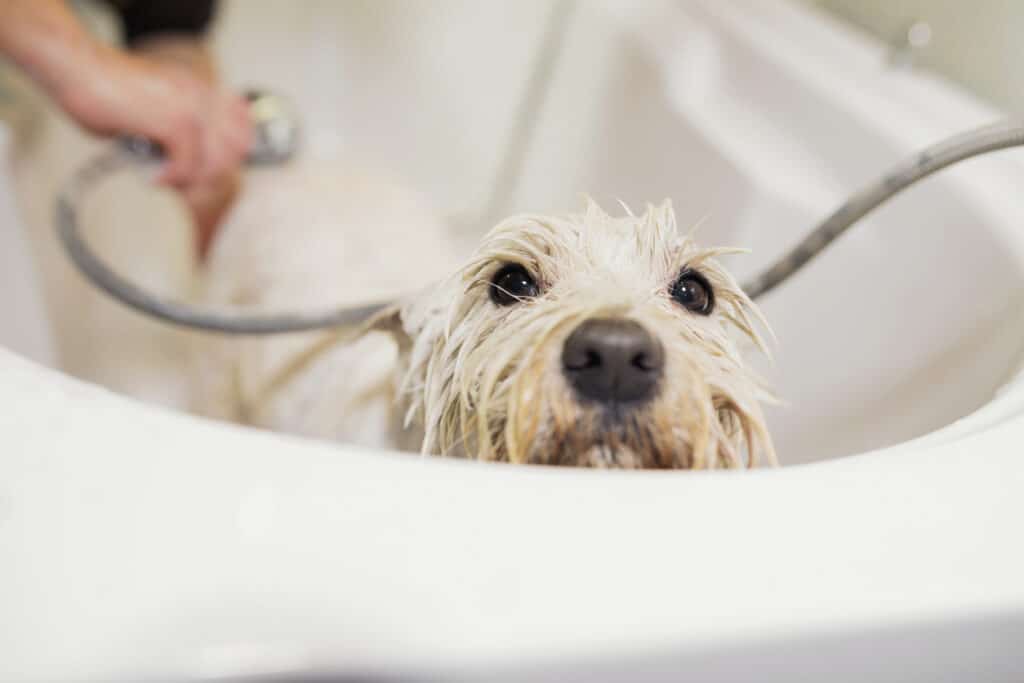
[55, 118, 1024, 335]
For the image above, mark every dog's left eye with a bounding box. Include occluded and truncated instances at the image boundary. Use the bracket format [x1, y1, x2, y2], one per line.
[670, 268, 714, 315]
[489, 263, 539, 306]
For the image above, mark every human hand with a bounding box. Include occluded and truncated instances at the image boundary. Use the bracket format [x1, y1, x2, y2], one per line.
[54, 42, 251, 191]
[0, 1, 249, 257]
[55, 40, 249, 257]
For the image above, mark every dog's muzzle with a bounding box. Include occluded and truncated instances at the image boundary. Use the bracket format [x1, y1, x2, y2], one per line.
[561, 318, 664, 405]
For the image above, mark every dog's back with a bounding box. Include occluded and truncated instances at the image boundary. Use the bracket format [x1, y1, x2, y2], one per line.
[191, 161, 460, 449]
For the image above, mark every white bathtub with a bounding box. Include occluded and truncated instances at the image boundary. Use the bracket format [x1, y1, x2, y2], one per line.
[2, 0, 1023, 680]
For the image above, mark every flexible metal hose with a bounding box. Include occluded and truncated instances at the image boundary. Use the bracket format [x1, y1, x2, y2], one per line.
[55, 149, 392, 334]
[56, 119, 1024, 334]
[740, 120, 1024, 299]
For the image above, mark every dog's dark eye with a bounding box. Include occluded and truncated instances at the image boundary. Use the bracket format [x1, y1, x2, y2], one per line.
[489, 263, 539, 306]
[670, 269, 714, 315]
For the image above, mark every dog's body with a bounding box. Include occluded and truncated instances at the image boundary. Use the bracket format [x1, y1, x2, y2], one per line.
[191, 162, 460, 451]
[193, 164, 775, 468]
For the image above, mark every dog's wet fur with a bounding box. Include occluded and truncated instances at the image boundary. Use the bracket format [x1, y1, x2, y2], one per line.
[194, 173, 774, 469]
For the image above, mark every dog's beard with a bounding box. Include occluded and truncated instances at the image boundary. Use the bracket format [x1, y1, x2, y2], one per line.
[541, 403, 695, 469]
[513, 370, 771, 470]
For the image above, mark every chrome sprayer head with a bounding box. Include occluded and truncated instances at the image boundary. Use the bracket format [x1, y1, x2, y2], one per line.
[119, 88, 300, 166]
[243, 89, 301, 165]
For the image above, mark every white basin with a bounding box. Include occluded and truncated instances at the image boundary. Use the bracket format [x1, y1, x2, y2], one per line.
[0, 127, 55, 368]
[2, 0, 1023, 680]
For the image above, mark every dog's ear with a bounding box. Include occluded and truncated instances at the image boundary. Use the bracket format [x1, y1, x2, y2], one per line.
[361, 303, 413, 353]
[247, 302, 418, 405]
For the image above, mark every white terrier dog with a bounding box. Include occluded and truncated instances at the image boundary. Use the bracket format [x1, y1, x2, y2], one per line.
[193, 168, 775, 469]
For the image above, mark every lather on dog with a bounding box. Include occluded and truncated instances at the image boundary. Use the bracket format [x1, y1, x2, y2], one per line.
[192, 166, 776, 469]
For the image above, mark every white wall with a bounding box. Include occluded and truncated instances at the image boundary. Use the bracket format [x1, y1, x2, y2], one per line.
[806, 0, 1024, 113]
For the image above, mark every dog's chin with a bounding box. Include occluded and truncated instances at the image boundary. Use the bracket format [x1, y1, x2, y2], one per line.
[578, 444, 647, 469]
[467, 385, 765, 469]
[531, 434, 690, 469]
[517, 404, 697, 469]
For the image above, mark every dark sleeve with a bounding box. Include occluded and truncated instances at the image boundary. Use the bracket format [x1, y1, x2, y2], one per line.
[101, 0, 218, 45]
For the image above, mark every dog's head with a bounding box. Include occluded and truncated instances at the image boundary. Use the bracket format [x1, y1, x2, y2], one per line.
[376, 199, 775, 469]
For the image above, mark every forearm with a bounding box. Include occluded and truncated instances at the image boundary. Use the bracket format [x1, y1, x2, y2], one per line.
[0, 0, 104, 101]
[0, 0, 246, 256]
[132, 35, 216, 85]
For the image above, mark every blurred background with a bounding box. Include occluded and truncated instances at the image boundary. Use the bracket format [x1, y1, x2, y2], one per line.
[808, 0, 1024, 112]
[3, 0, 1024, 465]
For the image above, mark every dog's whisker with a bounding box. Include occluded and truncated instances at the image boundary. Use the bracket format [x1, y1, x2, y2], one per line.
[487, 282, 536, 305]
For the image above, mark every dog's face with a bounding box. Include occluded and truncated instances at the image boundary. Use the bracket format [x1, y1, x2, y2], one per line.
[383, 200, 774, 469]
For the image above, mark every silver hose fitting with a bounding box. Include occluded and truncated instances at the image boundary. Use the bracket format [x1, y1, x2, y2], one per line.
[119, 88, 300, 165]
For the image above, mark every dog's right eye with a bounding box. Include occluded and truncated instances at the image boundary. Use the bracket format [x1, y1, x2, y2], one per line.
[489, 263, 539, 306]
[670, 268, 715, 315]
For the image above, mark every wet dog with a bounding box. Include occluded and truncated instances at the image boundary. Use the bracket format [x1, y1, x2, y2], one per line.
[194, 175, 775, 469]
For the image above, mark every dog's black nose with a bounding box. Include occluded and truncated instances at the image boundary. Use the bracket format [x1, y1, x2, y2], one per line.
[561, 318, 664, 404]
